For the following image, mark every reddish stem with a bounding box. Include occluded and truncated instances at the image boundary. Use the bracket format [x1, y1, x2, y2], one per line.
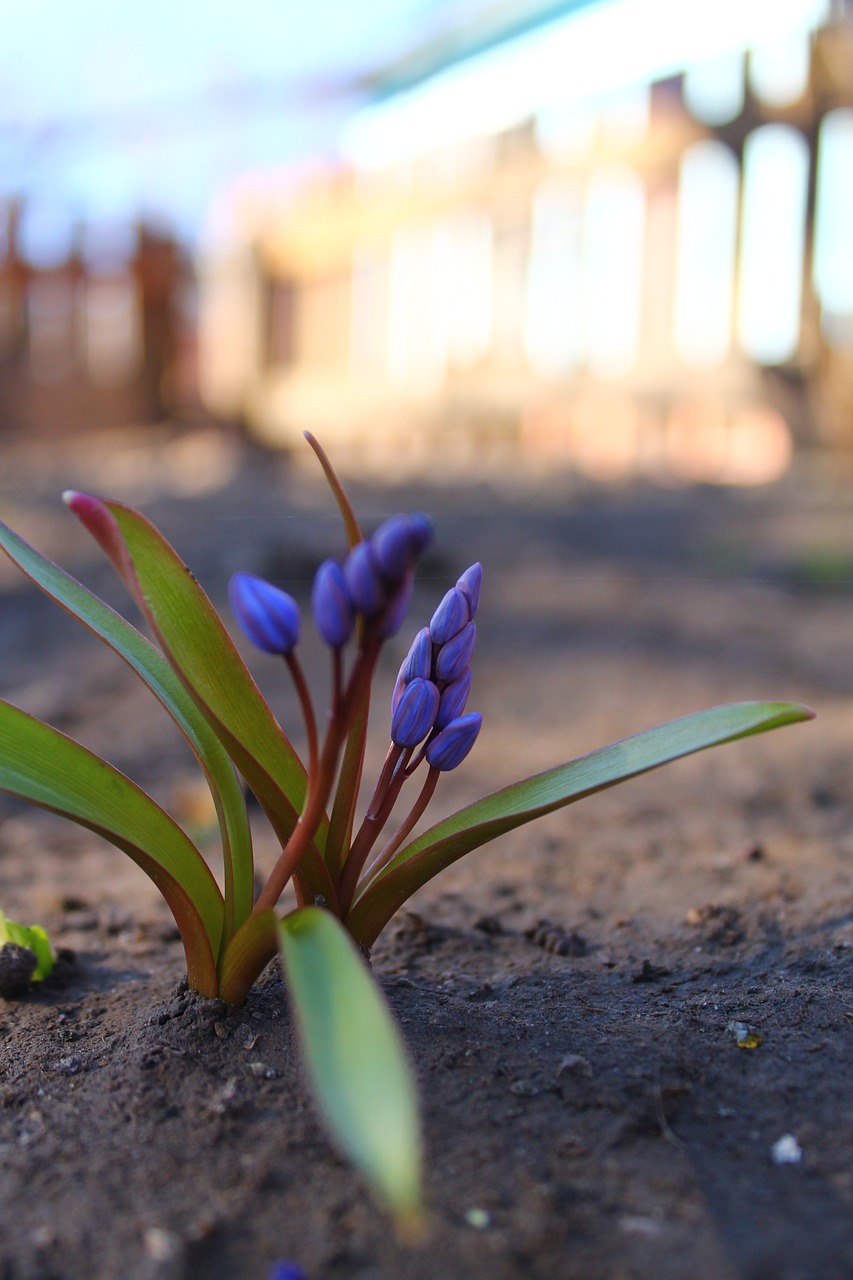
[357, 767, 440, 896]
[338, 744, 413, 914]
[284, 651, 318, 780]
[255, 640, 380, 914]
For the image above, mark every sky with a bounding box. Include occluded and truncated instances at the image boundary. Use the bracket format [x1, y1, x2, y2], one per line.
[0, 0, 489, 253]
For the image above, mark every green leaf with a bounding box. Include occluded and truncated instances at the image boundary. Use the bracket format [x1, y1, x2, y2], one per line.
[279, 908, 422, 1221]
[66, 495, 333, 906]
[348, 701, 814, 946]
[0, 516, 254, 944]
[0, 700, 224, 996]
[0, 910, 54, 980]
[217, 907, 280, 1006]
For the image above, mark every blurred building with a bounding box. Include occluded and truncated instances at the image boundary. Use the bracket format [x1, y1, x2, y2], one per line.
[198, 0, 853, 484]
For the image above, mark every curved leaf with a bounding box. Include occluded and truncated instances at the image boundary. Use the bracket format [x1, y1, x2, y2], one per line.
[217, 906, 280, 1006]
[279, 908, 421, 1222]
[66, 495, 333, 905]
[0, 516, 254, 943]
[348, 701, 814, 946]
[0, 700, 223, 995]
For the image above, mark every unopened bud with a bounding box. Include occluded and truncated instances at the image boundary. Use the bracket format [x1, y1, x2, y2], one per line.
[400, 627, 433, 683]
[435, 621, 476, 683]
[380, 571, 413, 638]
[425, 712, 482, 771]
[267, 1263, 307, 1280]
[229, 573, 300, 655]
[429, 587, 470, 646]
[344, 542, 385, 618]
[436, 667, 472, 729]
[312, 559, 355, 648]
[390, 677, 440, 748]
[456, 563, 482, 616]
[372, 515, 415, 584]
[372, 512, 434, 585]
[408, 512, 434, 554]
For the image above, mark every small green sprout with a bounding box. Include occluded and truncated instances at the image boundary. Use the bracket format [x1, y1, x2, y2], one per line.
[0, 908, 55, 985]
[0, 433, 813, 1222]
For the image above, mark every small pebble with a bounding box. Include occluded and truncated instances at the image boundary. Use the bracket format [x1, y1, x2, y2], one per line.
[247, 1061, 279, 1079]
[772, 1134, 803, 1165]
[465, 1207, 491, 1229]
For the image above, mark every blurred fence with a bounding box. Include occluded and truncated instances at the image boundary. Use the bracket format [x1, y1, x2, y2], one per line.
[0, 211, 193, 436]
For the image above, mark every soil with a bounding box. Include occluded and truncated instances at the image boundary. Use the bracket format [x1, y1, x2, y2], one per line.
[0, 424, 852, 1280]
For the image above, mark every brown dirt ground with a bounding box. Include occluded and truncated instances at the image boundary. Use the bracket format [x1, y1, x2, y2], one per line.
[0, 425, 852, 1280]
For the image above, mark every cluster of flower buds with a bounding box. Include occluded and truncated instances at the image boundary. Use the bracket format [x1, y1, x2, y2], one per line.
[230, 513, 434, 656]
[312, 512, 432, 647]
[391, 563, 483, 772]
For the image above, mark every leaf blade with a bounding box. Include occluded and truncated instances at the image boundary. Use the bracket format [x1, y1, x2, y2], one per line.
[348, 701, 813, 945]
[278, 908, 422, 1220]
[0, 700, 224, 994]
[67, 496, 333, 905]
[0, 516, 254, 941]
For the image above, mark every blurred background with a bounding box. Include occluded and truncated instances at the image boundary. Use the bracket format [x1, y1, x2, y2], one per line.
[2, 0, 853, 488]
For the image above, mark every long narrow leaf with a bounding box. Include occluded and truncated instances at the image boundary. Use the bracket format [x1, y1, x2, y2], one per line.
[0, 517, 254, 943]
[65, 495, 333, 905]
[0, 700, 224, 994]
[347, 701, 813, 946]
[279, 908, 421, 1221]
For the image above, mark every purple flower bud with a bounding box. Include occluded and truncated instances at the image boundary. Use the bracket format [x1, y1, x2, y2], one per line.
[435, 620, 476, 683]
[312, 559, 355, 648]
[425, 712, 482, 771]
[391, 677, 439, 748]
[268, 1264, 307, 1280]
[372, 515, 415, 584]
[400, 627, 433, 683]
[392, 626, 433, 713]
[408, 512, 434, 553]
[391, 668, 407, 715]
[372, 512, 434, 585]
[436, 666, 472, 729]
[429, 587, 470, 646]
[456, 562, 482, 616]
[229, 573, 300, 655]
[343, 541, 385, 618]
[380, 570, 413, 638]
